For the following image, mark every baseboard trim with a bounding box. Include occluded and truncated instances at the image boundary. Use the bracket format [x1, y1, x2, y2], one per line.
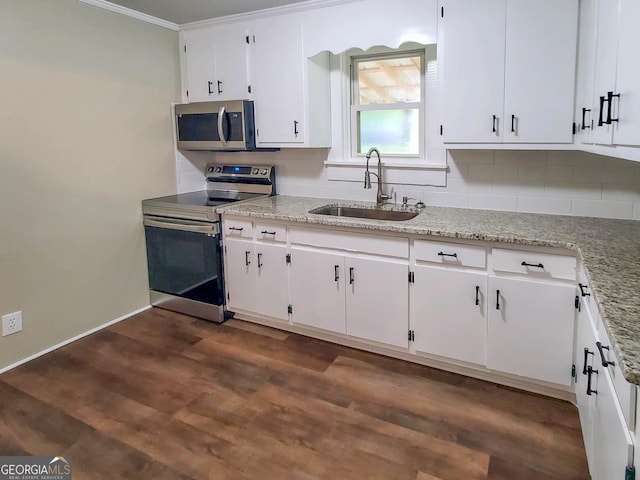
[0, 305, 151, 375]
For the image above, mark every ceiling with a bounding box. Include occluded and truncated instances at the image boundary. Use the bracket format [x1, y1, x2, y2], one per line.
[106, 0, 316, 25]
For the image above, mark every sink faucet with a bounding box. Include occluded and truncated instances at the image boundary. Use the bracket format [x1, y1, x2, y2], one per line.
[364, 147, 393, 206]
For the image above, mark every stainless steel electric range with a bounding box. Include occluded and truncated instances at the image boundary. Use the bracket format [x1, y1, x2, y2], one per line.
[142, 164, 275, 323]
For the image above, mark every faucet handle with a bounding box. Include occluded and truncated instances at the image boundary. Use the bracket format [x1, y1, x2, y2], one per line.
[402, 196, 415, 207]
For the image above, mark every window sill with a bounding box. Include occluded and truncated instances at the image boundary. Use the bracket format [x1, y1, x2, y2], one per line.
[324, 160, 447, 186]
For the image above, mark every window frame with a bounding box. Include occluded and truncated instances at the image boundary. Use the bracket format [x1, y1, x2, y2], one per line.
[349, 48, 426, 161]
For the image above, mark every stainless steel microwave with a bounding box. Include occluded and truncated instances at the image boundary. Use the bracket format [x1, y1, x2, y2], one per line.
[175, 100, 256, 151]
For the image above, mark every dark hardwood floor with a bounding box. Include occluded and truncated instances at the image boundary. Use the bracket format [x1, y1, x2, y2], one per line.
[0, 308, 589, 479]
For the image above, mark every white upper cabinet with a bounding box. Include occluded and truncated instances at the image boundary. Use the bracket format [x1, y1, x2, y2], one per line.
[440, 0, 578, 144]
[591, 0, 640, 147]
[440, 0, 506, 143]
[181, 24, 250, 103]
[574, 0, 598, 144]
[249, 15, 331, 147]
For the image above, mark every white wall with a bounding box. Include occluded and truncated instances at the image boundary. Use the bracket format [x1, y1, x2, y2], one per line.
[177, 148, 640, 221]
[0, 0, 180, 369]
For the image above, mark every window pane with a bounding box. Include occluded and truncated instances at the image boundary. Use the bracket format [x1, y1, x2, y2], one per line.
[358, 109, 419, 155]
[357, 55, 421, 105]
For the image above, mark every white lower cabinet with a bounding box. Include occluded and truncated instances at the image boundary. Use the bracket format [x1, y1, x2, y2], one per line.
[289, 247, 346, 334]
[224, 237, 256, 313]
[345, 256, 409, 349]
[412, 267, 487, 365]
[224, 235, 289, 320]
[288, 227, 409, 348]
[254, 242, 289, 320]
[591, 366, 635, 480]
[487, 276, 575, 385]
[574, 289, 599, 473]
[289, 249, 409, 348]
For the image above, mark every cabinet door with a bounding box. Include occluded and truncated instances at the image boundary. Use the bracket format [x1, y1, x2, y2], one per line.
[213, 24, 250, 101]
[574, 0, 598, 143]
[289, 247, 346, 334]
[592, 368, 634, 480]
[251, 15, 304, 145]
[183, 28, 216, 103]
[574, 295, 598, 473]
[487, 277, 575, 385]
[412, 267, 487, 366]
[612, 0, 640, 147]
[254, 243, 289, 320]
[224, 238, 256, 312]
[591, 0, 618, 145]
[503, 0, 578, 143]
[441, 0, 506, 143]
[346, 256, 409, 348]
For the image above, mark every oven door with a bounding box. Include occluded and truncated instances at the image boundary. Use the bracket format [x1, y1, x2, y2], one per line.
[143, 216, 224, 308]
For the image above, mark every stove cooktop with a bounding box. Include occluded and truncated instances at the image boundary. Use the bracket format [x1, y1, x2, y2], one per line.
[142, 164, 275, 223]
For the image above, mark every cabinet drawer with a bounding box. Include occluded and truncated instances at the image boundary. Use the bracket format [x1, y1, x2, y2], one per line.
[255, 223, 286, 243]
[491, 248, 576, 281]
[597, 316, 636, 430]
[414, 240, 486, 269]
[289, 227, 408, 258]
[223, 218, 252, 238]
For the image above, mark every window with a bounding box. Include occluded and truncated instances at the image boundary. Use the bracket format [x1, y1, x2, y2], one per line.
[351, 50, 425, 158]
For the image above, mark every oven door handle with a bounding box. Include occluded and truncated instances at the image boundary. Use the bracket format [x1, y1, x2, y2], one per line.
[217, 106, 228, 146]
[144, 216, 219, 235]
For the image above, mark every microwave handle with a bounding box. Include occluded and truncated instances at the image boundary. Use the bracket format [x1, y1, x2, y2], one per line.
[217, 106, 228, 146]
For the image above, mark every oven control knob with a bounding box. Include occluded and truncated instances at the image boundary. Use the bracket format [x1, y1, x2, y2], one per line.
[208, 166, 214, 172]
[260, 169, 268, 175]
[214, 166, 222, 173]
[252, 168, 259, 175]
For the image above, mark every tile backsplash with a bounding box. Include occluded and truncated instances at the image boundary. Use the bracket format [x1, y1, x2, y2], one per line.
[176, 149, 640, 221]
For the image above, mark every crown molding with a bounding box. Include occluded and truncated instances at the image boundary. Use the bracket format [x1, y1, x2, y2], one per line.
[180, 0, 362, 30]
[76, 0, 179, 31]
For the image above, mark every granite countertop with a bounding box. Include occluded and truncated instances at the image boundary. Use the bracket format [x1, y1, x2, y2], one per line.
[218, 195, 640, 385]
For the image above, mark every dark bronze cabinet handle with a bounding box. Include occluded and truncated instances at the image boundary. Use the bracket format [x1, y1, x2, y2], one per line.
[511, 114, 516, 133]
[596, 341, 615, 367]
[492, 115, 497, 133]
[606, 91, 620, 124]
[578, 283, 590, 297]
[521, 261, 544, 269]
[583, 347, 594, 375]
[245, 251, 251, 266]
[598, 95, 607, 126]
[581, 108, 591, 130]
[294, 120, 299, 137]
[334, 265, 339, 282]
[208, 81, 214, 95]
[257, 252, 263, 268]
[475, 286, 480, 306]
[217, 80, 223, 95]
[586, 365, 598, 396]
[349, 267, 354, 285]
[495, 290, 500, 310]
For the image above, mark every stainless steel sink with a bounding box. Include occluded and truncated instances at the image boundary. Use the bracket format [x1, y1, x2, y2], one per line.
[309, 205, 419, 221]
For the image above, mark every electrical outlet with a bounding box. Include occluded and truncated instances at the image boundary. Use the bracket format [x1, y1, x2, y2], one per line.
[2, 311, 23, 336]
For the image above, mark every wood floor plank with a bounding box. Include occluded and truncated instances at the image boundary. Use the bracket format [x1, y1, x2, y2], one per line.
[0, 309, 590, 479]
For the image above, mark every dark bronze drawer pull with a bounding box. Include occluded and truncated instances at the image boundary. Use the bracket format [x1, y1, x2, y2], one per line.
[521, 261, 544, 269]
